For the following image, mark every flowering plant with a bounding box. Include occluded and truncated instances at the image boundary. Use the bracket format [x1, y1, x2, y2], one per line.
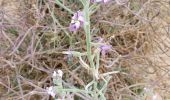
[69, 11, 85, 32]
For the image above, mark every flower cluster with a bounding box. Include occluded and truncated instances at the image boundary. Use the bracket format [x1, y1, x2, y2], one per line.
[69, 0, 128, 32]
[46, 70, 63, 98]
[53, 70, 63, 78]
[69, 0, 112, 32]
[69, 11, 85, 32]
[46, 86, 55, 98]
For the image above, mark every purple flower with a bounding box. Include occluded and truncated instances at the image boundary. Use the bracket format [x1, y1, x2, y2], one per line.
[91, 0, 111, 3]
[69, 11, 85, 32]
[100, 45, 112, 57]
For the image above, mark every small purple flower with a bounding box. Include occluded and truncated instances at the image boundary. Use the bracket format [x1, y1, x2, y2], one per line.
[91, 0, 111, 3]
[100, 45, 112, 57]
[69, 11, 85, 32]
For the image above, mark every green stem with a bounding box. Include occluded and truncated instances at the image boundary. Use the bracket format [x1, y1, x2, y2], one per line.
[83, 1, 98, 99]
[84, 1, 95, 69]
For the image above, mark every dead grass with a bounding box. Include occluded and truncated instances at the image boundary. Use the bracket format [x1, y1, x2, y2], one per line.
[0, 0, 170, 100]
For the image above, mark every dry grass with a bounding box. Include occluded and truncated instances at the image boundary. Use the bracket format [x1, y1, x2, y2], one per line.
[0, 0, 170, 100]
